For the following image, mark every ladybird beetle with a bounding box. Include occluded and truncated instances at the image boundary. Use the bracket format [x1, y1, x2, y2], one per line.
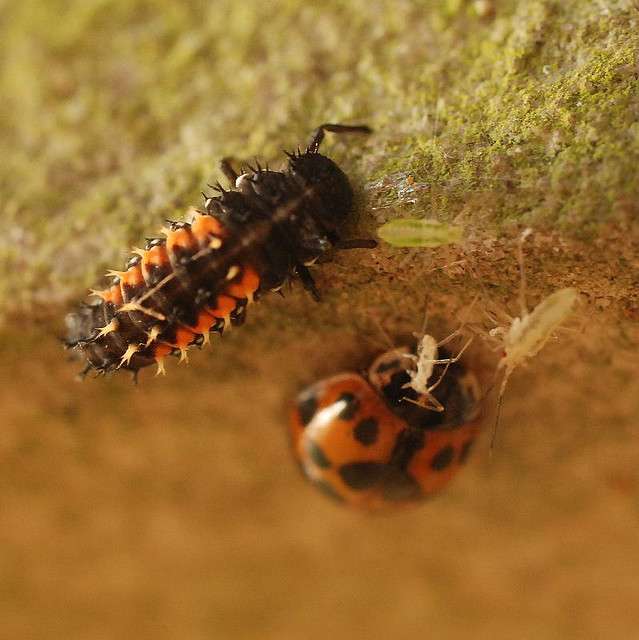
[65, 124, 374, 378]
[289, 338, 482, 509]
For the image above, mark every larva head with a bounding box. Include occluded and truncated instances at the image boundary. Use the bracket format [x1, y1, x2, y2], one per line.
[288, 152, 354, 231]
[213, 190, 255, 224]
[238, 170, 290, 207]
[65, 302, 102, 349]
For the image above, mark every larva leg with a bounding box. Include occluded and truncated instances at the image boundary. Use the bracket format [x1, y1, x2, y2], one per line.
[333, 238, 378, 250]
[295, 264, 321, 302]
[306, 123, 372, 154]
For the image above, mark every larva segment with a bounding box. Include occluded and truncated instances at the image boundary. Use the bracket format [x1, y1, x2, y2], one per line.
[206, 294, 237, 328]
[149, 320, 199, 362]
[131, 256, 259, 368]
[117, 264, 145, 302]
[225, 265, 260, 302]
[140, 244, 171, 285]
[189, 309, 221, 335]
[90, 284, 124, 306]
[191, 213, 226, 248]
[166, 226, 198, 265]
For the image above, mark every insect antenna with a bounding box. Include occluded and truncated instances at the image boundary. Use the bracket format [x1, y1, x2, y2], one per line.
[369, 314, 396, 350]
[490, 366, 513, 456]
[418, 291, 429, 336]
[517, 228, 533, 317]
[490, 393, 504, 456]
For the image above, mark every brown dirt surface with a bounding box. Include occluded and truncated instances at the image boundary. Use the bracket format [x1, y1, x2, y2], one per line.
[2, 225, 639, 639]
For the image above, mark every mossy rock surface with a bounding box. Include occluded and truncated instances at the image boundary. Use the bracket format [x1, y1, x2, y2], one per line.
[1, 2, 638, 639]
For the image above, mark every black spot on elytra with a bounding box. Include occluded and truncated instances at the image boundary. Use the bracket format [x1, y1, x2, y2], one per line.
[430, 445, 455, 471]
[297, 393, 318, 426]
[339, 462, 386, 490]
[353, 417, 379, 446]
[313, 479, 344, 502]
[380, 371, 444, 431]
[375, 358, 401, 374]
[306, 440, 331, 469]
[458, 439, 474, 464]
[417, 410, 444, 430]
[337, 392, 359, 420]
[389, 428, 426, 470]
[382, 469, 423, 502]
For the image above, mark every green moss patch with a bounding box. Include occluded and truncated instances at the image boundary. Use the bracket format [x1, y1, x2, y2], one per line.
[1, 0, 637, 321]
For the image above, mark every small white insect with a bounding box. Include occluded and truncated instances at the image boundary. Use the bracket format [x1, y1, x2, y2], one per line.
[488, 228, 579, 447]
[401, 329, 473, 412]
[369, 320, 473, 414]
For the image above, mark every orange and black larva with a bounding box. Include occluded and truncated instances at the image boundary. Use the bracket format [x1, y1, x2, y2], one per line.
[290, 344, 482, 510]
[65, 124, 374, 377]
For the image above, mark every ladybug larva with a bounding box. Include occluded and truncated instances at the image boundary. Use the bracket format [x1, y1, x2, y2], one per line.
[65, 124, 374, 378]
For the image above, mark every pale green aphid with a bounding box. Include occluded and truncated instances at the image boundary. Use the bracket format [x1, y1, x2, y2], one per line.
[377, 218, 464, 248]
[493, 287, 579, 390]
[489, 228, 579, 449]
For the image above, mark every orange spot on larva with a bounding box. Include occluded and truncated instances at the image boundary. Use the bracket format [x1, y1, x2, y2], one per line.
[153, 343, 174, 359]
[121, 265, 144, 287]
[191, 214, 226, 247]
[176, 327, 197, 348]
[190, 310, 218, 334]
[107, 285, 124, 305]
[226, 266, 260, 300]
[167, 228, 196, 253]
[145, 244, 169, 267]
[207, 295, 237, 318]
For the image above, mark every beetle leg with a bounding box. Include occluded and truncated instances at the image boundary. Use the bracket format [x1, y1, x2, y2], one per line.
[295, 264, 321, 302]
